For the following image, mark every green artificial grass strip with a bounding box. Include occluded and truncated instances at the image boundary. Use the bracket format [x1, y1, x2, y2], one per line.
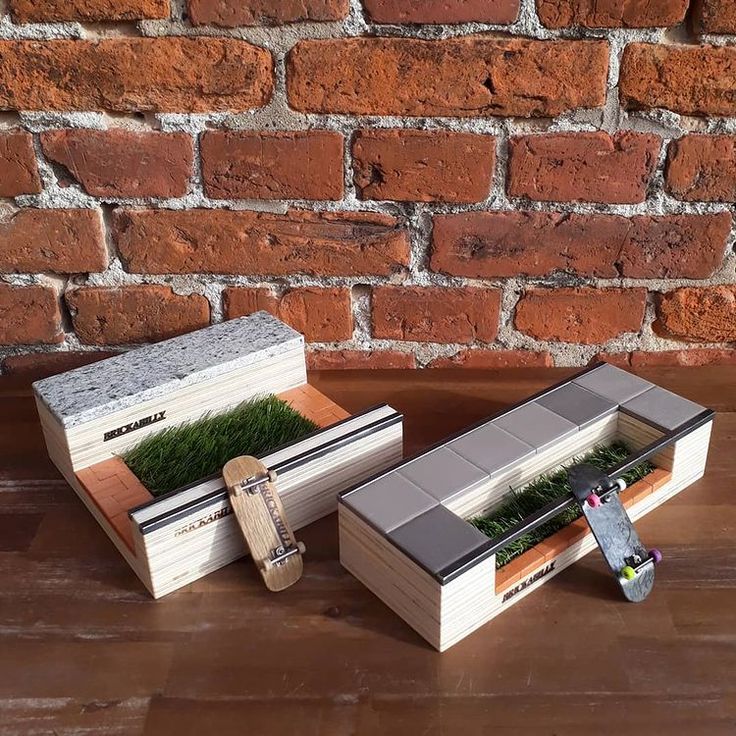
[122, 395, 319, 497]
[470, 441, 654, 569]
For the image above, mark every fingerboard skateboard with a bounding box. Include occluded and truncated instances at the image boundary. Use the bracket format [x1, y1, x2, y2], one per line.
[568, 464, 660, 603]
[223, 456, 306, 592]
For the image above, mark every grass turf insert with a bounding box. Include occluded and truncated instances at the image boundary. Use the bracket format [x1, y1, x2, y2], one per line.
[122, 395, 319, 497]
[470, 441, 654, 569]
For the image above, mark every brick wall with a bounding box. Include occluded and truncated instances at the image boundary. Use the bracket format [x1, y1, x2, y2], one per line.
[1, 0, 735, 373]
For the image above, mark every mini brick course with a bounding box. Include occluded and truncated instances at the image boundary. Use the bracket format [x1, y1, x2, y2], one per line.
[1, 2, 736, 369]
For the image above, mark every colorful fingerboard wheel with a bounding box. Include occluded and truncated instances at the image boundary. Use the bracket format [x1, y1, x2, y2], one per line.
[649, 548, 663, 564]
[586, 492, 602, 508]
[620, 565, 636, 581]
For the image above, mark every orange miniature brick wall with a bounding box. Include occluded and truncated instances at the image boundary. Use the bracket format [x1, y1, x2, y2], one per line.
[1, 1, 735, 373]
[494, 468, 672, 594]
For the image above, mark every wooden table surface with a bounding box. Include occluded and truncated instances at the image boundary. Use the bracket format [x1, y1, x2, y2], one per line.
[1, 367, 735, 735]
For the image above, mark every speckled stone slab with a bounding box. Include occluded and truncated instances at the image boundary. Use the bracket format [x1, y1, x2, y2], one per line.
[33, 312, 304, 429]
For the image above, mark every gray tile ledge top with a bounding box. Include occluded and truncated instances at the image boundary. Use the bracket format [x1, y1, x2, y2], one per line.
[537, 383, 618, 429]
[397, 446, 489, 504]
[572, 363, 653, 405]
[449, 423, 535, 477]
[493, 402, 578, 452]
[388, 505, 491, 576]
[621, 386, 706, 431]
[33, 312, 304, 429]
[342, 472, 438, 534]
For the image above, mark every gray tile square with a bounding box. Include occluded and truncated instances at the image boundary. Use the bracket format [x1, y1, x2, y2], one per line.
[343, 473, 437, 533]
[622, 386, 705, 431]
[573, 364, 652, 404]
[493, 403, 578, 452]
[537, 383, 618, 429]
[449, 423, 535, 477]
[388, 505, 490, 575]
[397, 447, 489, 504]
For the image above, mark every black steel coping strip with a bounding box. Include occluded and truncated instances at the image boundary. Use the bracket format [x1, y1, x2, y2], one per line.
[435, 407, 715, 584]
[337, 361, 608, 502]
[136, 411, 403, 535]
[127, 402, 393, 517]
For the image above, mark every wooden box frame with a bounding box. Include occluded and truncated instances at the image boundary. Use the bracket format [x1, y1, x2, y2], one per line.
[338, 364, 713, 651]
[33, 314, 403, 598]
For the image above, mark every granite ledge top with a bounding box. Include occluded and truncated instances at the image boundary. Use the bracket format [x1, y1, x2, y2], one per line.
[33, 312, 304, 429]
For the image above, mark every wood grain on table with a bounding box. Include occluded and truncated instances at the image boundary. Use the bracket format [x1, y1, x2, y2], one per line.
[1, 368, 735, 735]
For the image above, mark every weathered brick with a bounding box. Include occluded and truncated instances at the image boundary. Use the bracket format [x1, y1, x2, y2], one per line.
[363, 0, 519, 24]
[666, 135, 736, 202]
[352, 129, 494, 203]
[113, 209, 410, 277]
[9, 0, 169, 21]
[2, 350, 118, 379]
[188, 0, 348, 26]
[431, 211, 729, 280]
[307, 349, 417, 369]
[632, 349, 736, 367]
[40, 130, 193, 199]
[66, 286, 210, 345]
[201, 130, 343, 201]
[620, 43, 736, 117]
[0, 131, 41, 197]
[287, 37, 609, 117]
[372, 286, 500, 344]
[507, 132, 659, 204]
[515, 288, 646, 343]
[655, 287, 736, 342]
[223, 287, 353, 342]
[536, 0, 687, 28]
[0, 209, 107, 274]
[600, 349, 736, 367]
[691, 0, 736, 33]
[428, 349, 553, 368]
[0, 39, 272, 113]
[0, 284, 63, 345]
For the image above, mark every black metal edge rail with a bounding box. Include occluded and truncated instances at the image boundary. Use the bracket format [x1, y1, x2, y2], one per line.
[436, 407, 715, 584]
[135, 410, 403, 536]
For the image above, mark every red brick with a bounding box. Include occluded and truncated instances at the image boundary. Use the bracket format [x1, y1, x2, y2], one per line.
[307, 350, 416, 369]
[372, 287, 500, 344]
[223, 287, 353, 342]
[0, 131, 41, 197]
[352, 129, 494, 203]
[666, 135, 736, 202]
[41, 130, 193, 199]
[201, 130, 343, 201]
[113, 209, 410, 277]
[631, 350, 736, 367]
[431, 211, 729, 280]
[691, 0, 736, 33]
[188, 0, 348, 25]
[621, 43, 736, 117]
[655, 287, 736, 343]
[537, 0, 687, 28]
[0, 209, 107, 274]
[590, 352, 633, 369]
[0, 285, 62, 345]
[9, 0, 169, 21]
[66, 286, 210, 345]
[2, 350, 118, 379]
[0, 38, 272, 113]
[427, 349, 553, 368]
[363, 0, 519, 24]
[287, 37, 609, 117]
[507, 132, 659, 204]
[515, 288, 646, 344]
